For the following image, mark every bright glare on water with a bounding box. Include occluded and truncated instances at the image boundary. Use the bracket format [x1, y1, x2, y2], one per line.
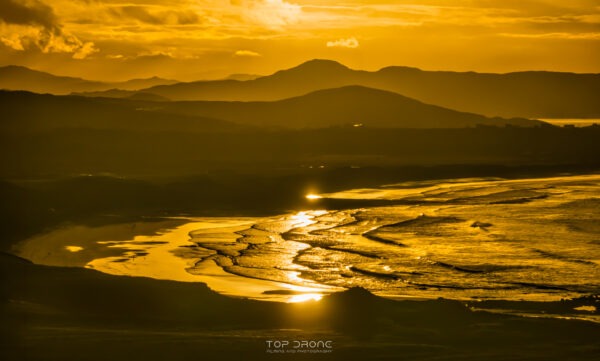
[15, 175, 600, 310]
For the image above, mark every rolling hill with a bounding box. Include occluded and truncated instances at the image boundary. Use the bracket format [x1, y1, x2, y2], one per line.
[155, 85, 542, 128]
[0, 86, 541, 132]
[0, 66, 177, 95]
[2, 89, 599, 179]
[0, 91, 237, 133]
[113, 59, 600, 119]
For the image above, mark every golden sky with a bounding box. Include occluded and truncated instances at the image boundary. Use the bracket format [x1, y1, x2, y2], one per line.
[0, 0, 599, 80]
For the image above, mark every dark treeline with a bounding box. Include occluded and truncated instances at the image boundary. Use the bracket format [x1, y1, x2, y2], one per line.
[2, 126, 599, 177]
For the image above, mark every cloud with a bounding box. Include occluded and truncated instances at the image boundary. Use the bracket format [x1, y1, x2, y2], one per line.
[234, 49, 261, 57]
[3, 0, 600, 77]
[0, 0, 58, 31]
[500, 32, 600, 40]
[326, 37, 359, 48]
[0, 0, 98, 58]
[73, 40, 98, 59]
[0, 31, 24, 50]
[108, 5, 201, 25]
[231, 0, 302, 28]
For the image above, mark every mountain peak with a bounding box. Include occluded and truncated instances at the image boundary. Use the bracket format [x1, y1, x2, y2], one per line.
[297, 85, 404, 101]
[298, 59, 347, 68]
[295, 59, 349, 71]
[1, 65, 29, 71]
[275, 59, 350, 76]
[0, 65, 52, 76]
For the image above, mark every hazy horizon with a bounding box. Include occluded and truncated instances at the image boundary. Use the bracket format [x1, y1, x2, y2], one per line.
[1, 0, 600, 81]
[4, 58, 600, 84]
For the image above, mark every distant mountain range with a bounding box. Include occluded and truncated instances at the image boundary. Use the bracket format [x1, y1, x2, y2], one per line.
[0, 65, 177, 94]
[0, 87, 541, 131]
[71, 59, 600, 119]
[225, 73, 262, 81]
[0, 60, 600, 118]
[2, 60, 598, 119]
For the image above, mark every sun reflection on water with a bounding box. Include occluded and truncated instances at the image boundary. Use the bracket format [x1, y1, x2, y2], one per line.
[65, 246, 83, 252]
[290, 210, 327, 227]
[289, 293, 323, 303]
[280, 272, 329, 302]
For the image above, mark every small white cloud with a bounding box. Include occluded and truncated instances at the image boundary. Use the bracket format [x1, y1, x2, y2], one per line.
[326, 37, 359, 48]
[234, 49, 261, 57]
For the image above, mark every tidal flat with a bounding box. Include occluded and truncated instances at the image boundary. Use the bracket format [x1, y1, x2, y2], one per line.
[13, 175, 600, 315]
[2, 171, 600, 360]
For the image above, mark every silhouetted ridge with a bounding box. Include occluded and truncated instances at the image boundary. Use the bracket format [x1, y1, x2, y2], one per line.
[0, 65, 176, 95]
[0, 65, 75, 78]
[286, 85, 412, 102]
[152, 85, 541, 128]
[378, 65, 422, 73]
[280, 59, 350, 73]
[134, 60, 600, 118]
[0, 90, 238, 132]
[1, 88, 541, 130]
[125, 92, 169, 102]
[325, 287, 377, 303]
[266, 59, 354, 83]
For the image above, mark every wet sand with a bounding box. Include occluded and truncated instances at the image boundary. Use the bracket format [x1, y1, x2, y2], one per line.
[15, 216, 338, 302]
[13, 175, 600, 314]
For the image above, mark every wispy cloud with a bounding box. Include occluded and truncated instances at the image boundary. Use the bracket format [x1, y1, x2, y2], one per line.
[231, 0, 302, 28]
[500, 32, 600, 40]
[108, 6, 201, 26]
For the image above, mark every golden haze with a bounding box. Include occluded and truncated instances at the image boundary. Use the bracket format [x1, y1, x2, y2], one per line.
[0, 0, 599, 80]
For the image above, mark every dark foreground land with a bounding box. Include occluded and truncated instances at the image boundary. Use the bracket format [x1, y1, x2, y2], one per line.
[1, 251, 599, 361]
